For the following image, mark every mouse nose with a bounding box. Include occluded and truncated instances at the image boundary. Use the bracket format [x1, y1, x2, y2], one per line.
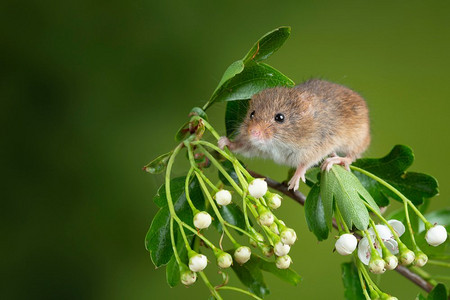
[250, 129, 261, 138]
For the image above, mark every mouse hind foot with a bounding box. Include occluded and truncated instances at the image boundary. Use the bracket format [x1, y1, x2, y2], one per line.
[321, 155, 354, 172]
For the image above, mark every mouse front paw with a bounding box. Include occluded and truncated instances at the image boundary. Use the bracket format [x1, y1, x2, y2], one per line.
[218, 136, 231, 150]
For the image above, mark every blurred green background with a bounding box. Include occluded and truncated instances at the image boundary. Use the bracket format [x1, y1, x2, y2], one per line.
[2, 0, 449, 299]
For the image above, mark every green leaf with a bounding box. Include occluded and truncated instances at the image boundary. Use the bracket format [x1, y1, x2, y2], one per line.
[258, 257, 301, 286]
[143, 151, 172, 174]
[225, 99, 249, 138]
[428, 283, 447, 300]
[243, 26, 291, 63]
[212, 60, 245, 96]
[231, 254, 270, 298]
[341, 262, 365, 300]
[145, 177, 204, 267]
[205, 27, 292, 110]
[305, 167, 320, 187]
[320, 166, 380, 231]
[211, 62, 294, 103]
[305, 183, 329, 241]
[353, 145, 439, 205]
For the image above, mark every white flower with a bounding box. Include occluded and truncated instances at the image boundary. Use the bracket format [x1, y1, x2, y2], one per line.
[276, 255, 292, 269]
[400, 249, 415, 265]
[274, 241, 290, 256]
[358, 220, 405, 265]
[217, 252, 233, 269]
[384, 255, 398, 270]
[414, 252, 428, 267]
[369, 257, 386, 274]
[281, 228, 297, 246]
[189, 254, 207, 272]
[193, 211, 212, 229]
[425, 225, 448, 247]
[234, 246, 251, 264]
[268, 194, 282, 209]
[258, 211, 274, 226]
[181, 270, 197, 285]
[215, 189, 232, 206]
[335, 234, 358, 255]
[248, 178, 268, 198]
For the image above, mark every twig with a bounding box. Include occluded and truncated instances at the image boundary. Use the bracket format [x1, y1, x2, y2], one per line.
[247, 169, 434, 293]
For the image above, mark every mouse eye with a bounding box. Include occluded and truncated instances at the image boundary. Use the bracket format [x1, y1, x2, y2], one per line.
[250, 111, 255, 119]
[274, 113, 285, 123]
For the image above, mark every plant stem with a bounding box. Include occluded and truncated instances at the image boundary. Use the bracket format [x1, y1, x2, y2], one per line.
[357, 258, 382, 294]
[334, 201, 349, 233]
[224, 222, 259, 241]
[403, 197, 418, 247]
[169, 217, 182, 265]
[196, 145, 244, 195]
[184, 167, 198, 212]
[199, 271, 223, 300]
[427, 260, 450, 268]
[165, 143, 183, 219]
[195, 171, 239, 247]
[191, 139, 253, 180]
[216, 286, 263, 300]
[363, 201, 401, 241]
[181, 222, 217, 250]
[350, 166, 431, 227]
[191, 116, 221, 140]
[408, 266, 438, 286]
[355, 262, 371, 300]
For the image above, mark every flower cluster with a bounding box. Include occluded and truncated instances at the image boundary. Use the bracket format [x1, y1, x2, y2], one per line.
[335, 219, 447, 271]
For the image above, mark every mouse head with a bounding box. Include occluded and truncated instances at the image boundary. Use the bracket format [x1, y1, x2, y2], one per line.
[239, 86, 314, 146]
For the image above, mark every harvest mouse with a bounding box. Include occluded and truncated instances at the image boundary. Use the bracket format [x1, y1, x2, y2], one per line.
[218, 79, 370, 191]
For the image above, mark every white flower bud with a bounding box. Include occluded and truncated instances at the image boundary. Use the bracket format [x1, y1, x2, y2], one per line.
[425, 225, 448, 247]
[274, 241, 291, 256]
[369, 257, 386, 274]
[276, 255, 292, 269]
[214, 189, 232, 206]
[400, 249, 415, 265]
[268, 194, 282, 209]
[269, 223, 280, 235]
[384, 255, 398, 270]
[248, 178, 268, 198]
[180, 270, 197, 285]
[280, 228, 297, 246]
[217, 252, 233, 269]
[234, 246, 251, 264]
[414, 252, 428, 267]
[193, 211, 212, 229]
[335, 234, 357, 255]
[258, 211, 274, 226]
[189, 254, 208, 272]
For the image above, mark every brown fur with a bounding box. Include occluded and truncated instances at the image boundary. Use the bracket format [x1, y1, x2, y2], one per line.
[228, 79, 370, 170]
